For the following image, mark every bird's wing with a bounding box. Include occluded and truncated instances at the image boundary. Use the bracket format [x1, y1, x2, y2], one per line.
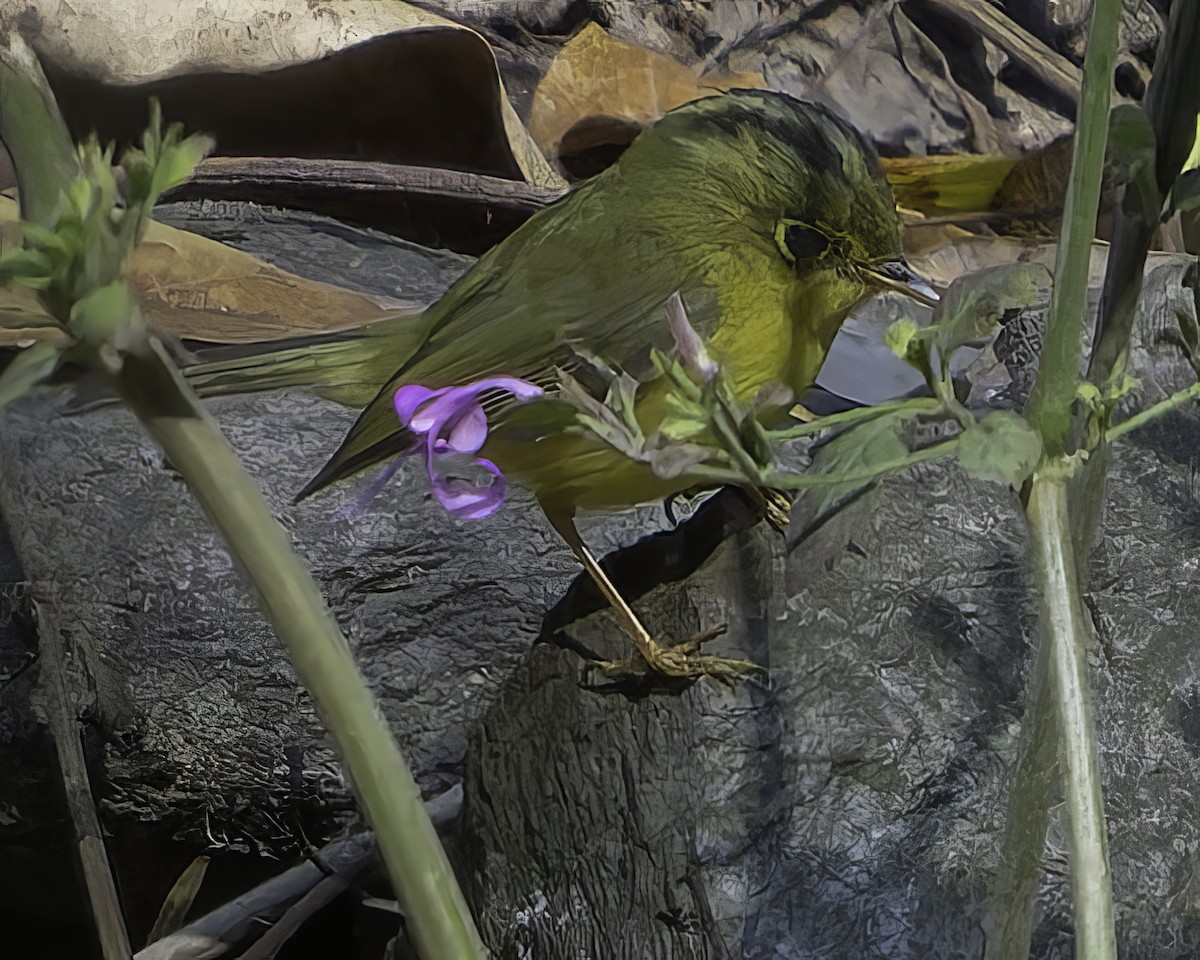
[298, 176, 729, 499]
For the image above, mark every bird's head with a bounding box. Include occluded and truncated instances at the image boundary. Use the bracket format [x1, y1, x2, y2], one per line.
[614, 90, 936, 310]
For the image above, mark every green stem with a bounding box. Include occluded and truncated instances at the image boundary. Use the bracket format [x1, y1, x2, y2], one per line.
[766, 398, 940, 440]
[761, 440, 957, 490]
[985, 607, 1058, 960]
[679, 439, 957, 491]
[1107, 380, 1200, 441]
[114, 337, 487, 960]
[712, 395, 774, 487]
[1025, 471, 1116, 960]
[1024, 0, 1123, 455]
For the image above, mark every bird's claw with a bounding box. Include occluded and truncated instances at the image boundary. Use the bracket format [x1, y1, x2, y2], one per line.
[763, 488, 792, 535]
[589, 624, 761, 681]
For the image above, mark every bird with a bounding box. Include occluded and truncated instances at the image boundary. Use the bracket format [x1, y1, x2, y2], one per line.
[187, 89, 934, 678]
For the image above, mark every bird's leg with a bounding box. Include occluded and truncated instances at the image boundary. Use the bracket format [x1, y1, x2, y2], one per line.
[543, 509, 761, 680]
[743, 487, 792, 535]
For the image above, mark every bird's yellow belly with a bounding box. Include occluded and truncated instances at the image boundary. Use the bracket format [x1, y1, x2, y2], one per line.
[482, 269, 867, 514]
[485, 428, 692, 512]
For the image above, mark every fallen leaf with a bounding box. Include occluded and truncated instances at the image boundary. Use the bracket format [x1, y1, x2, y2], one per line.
[530, 21, 763, 177]
[0, 194, 400, 346]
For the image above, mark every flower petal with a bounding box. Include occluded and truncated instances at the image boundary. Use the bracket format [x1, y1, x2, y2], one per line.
[431, 457, 506, 520]
[334, 455, 409, 521]
[394, 384, 443, 429]
[666, 291, 718, 382]
[393, 375, 544, 520]
[405, 385, 478, 435]
[445, 403, 489, 453]
[468, 376, 546, 402]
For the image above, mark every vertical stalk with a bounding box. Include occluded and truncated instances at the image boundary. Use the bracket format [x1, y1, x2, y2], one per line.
[115, 340, 488, 960]
[985, 633, 1057, 960]
[1024, 0, 1122, 456]
[1026, 473, 1115, 960]
[1006, 0, 1123, 954]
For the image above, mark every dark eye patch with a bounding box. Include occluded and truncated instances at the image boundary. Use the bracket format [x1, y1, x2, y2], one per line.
[784, 224, 831, 260]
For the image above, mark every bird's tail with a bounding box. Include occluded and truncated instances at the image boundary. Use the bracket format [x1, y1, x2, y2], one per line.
[182, 311, 435, 408]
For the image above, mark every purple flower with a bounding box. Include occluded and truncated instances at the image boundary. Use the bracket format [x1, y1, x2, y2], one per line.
[666, 291, 718, 382]
[393, 376, 543, 519]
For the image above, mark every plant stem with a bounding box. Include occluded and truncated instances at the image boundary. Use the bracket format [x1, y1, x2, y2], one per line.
[1107, 381, 1200, 441]
[113, 337, 488, 960]
[760, 440, 957, 490]
[766, 397, 940, 440]
[1024, 0, 1122, 456]
[985, 609, 1058, 960]
[680, 438, 957, 491]
[1025, 471, 1115, 960]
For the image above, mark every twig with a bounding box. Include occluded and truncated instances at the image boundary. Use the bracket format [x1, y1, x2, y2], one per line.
[137, 832, 376, 960]
[235, 874, 351, 960]
[909, 0, 1082, 107]
[1107, 380, 1200, 441]
[36, 598, 134, 960]
[767, 398, 940, 440]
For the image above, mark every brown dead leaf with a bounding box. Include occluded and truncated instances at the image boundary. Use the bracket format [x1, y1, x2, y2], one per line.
[530, 21, 763, 176]
[0, 195, 401, 347]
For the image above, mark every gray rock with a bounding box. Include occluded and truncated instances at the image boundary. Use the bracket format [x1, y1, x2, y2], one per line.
[456, 395, 1200, 958]
[0, 389, 579, 843]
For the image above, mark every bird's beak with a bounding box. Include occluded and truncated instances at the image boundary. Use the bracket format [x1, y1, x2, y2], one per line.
[860, 260, 941, 308]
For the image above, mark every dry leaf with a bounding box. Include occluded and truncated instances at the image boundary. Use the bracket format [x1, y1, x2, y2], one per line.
[0, 195, 401, 346]
[0, 0, 562, 190]
[530, 21, 762, 175]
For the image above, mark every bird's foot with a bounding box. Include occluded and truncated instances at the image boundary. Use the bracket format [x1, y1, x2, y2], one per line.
[763, 488, 792, 535]
[591, 624, 761, 680]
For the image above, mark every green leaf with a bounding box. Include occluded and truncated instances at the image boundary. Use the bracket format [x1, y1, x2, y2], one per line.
[0, 341, 61, 408]
[793, 408, 917, 529]
[659, 391, 709, 440]
[69, 280, 136, 345]
[18, 221, 70, 254]
[558, 367, 647, 461]
[956, 410, 1042, 487]
[884, 318, 921, 358]
[121, 99, 214, 218]
[156, 132, 214, 193]
[0, 247, 52, 284]
[0, 34, 81, 228]
[644, 442, 713, 479]
[1172, 168, 1200, 214]
[934, 263, 1052, 360]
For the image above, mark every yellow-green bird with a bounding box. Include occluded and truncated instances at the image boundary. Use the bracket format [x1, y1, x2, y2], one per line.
[189, 89, 932, 677]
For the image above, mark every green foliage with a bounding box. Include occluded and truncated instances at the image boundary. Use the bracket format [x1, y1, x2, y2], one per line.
[565, 262, 1059, 501]
[794, 406, 928, 523]
[0, 99, 212, 326]
[119, 101, 216, 248]
[956, 411, 1042, 487]
[70, 280, 141, 349]
[883, 316, 921, 360]
[0, 341, 61, 409]
[932, 263, 1052, 366]
[1172, 168, 1200, 214]
[0, 99, 211, 401]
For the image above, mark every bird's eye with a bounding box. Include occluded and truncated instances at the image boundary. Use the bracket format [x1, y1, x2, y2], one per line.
[775, 221, 831, 264]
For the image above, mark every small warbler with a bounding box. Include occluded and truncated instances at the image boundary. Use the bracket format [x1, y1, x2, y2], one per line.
[190, 90, 933, 677]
